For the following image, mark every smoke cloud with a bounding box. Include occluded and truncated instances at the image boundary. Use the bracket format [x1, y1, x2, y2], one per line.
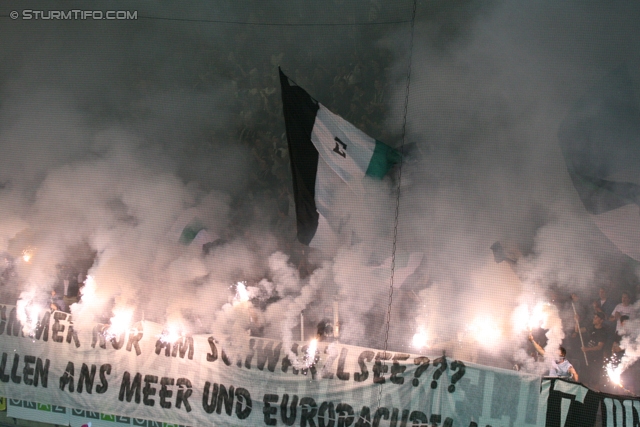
[0, 0, 639, 386]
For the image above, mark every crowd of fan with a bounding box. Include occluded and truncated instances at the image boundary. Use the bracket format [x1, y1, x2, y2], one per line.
[48, 264, 83, 313]
[10, 13, 640, 394]
[529, 284, 640, 394]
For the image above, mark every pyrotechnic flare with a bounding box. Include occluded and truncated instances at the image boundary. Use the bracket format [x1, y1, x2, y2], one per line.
[467, 316, 501, 347]
[606, 360, 623, 387]
[513, 303, 532, 333]
[16, 290, 43, 337]
[412, 328, 429, 349]
[235, 281, 250, 303]
[521, 302, 550, 331]
[21, 248, 34, 263]
[105, 307, 133, 340]
[304, 338, 318, 368]
[604, 358, 636, 395]
[514, 302, 563, 343]
[19, 301, 43, 338]
[158, 323, 183, 344]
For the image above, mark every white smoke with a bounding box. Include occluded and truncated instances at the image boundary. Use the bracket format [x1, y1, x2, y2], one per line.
[0, 1, 639, 385]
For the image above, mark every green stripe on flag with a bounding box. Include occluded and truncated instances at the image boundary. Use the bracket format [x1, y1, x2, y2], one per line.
[179, 219, 206, 245]
[365, 140, 401, 179]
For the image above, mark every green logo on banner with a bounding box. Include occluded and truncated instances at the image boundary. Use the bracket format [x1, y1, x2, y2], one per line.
[37, 403, 51, 412]
[100, 413, 116, 421]
[163, 424, 179, 427]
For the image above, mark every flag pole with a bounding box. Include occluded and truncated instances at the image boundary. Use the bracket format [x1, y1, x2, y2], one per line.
[300, 311, 304, 342]
[572, 302, 589, 366]
[333, 300, 340, 339]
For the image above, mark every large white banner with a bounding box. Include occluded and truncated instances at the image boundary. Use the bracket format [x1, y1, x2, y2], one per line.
[3, 304, 636, 426]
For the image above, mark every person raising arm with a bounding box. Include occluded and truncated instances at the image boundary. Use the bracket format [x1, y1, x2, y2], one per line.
[529, 335, 579, 382]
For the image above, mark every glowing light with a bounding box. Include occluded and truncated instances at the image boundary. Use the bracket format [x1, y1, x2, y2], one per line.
[235, 281, 250, 302]
[105, 308, 133, 339]
[412, 329, 430, 349]
[158, 324, 183, 344]
[305, 338, 318, 368]
[513, 302, 550, 333]
[25, 304, 43, 337]
[22, 248, 34, 263]
[606, 360, 623, 387]
[529, 303, 550, 330]
[467, 316, 502, 345]
[17, 298, 43, 338]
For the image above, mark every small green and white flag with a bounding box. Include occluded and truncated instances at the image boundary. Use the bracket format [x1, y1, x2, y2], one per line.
[179, 218, 206, 245]
[172, 214, 217, 248]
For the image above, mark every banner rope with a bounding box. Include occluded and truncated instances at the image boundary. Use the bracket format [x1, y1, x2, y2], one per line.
[377, 0, 417, 412]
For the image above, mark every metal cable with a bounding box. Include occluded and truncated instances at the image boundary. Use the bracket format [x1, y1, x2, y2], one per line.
[376, 0, 417, 413]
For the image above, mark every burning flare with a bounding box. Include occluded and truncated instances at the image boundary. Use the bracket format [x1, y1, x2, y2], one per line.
[18, 300, 43, 337]
[105, 307, 133, 340]
[412, 328, 430, 349]
[606, 360, 623, 387]
[467, 316, 502, 346]
[513, 302, 551, 333]
[304, 338, 318, 368]
[158, 323, 183, 344]
[235, 281, 250, 303]
[21, 248, 34, 263]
